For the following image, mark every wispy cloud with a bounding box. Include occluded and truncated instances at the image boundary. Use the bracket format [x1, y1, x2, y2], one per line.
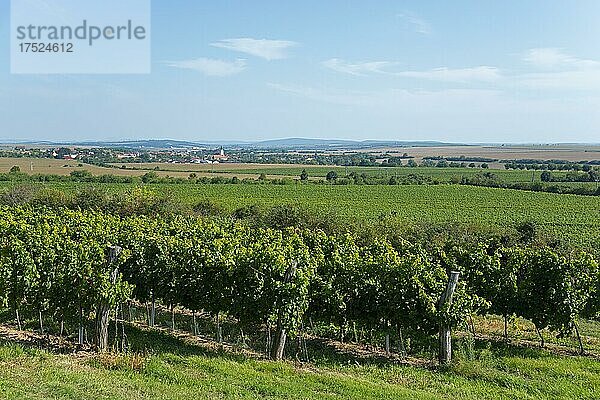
[268, 83, 374, 106]
[519, 48, 600, 89]
[396, 66, 501, 82]
[322, 59, 399, 76]
[164, 58, 246, 77]
[397, 11, 432, 35]
[518, 70, 600, 90]
[268, 82, 500, 107]
[211, 38, 298, 60]
[523, 48, 600, 70]
[323, 59, 501, 82]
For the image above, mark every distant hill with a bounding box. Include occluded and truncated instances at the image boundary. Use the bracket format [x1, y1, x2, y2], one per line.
[72, 139, 209, 149]
[250, 138, 463, 149]
[1, 138, 465, 150]
[1, 139, 208, 149]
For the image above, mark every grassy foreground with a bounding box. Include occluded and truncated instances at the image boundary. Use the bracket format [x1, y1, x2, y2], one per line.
[0, 332, 599, 400]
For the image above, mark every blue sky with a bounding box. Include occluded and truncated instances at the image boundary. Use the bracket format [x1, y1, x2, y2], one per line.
[1, 0, 600, 143]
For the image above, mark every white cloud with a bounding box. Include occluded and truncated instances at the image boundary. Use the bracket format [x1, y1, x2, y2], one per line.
[396, 66, 502, 82]
[323, 59, 501, 82]
[524, 48, 600, 70]
[322, 59, 398, 76]
[268, 83, 375, 106]
[519, 48, 600, 89]
[211, 38, 298, 60]
[164, 58, 246, 77]
[519, 70, 600, 90]
[397, 12, 432, 35]
[268, 82, 500, 107]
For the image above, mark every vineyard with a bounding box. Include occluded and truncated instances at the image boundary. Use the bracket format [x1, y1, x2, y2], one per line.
[1, 206, 598, 359]
[3, 182, 597, 249]
[0, 185, 599, 398]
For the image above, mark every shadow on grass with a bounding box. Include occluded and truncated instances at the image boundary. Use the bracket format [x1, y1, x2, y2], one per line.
[477, 340, 552, 359]
[305, 337, 414, 367]
[1, 304, 595, 369]
[454, 335, 580, 362]
[121, 323, 254, 364]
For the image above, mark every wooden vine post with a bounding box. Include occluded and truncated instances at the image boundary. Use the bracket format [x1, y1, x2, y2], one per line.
[438, 271, 460, 365]
[95, 245, 121, 351]
[271, 261, 297, 361]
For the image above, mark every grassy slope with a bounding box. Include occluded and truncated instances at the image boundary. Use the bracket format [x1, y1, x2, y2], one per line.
[1, 310, 600, 400]
[0, 337, 599, 399]
[0, 288, 599, 400]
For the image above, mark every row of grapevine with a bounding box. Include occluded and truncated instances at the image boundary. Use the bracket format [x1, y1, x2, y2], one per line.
[0, 208, 131, 347]
[443, 243, 599, 351]
[0, 206, 598, 358]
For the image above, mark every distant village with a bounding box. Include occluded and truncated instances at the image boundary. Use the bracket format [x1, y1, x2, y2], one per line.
[5, 145, 232, 165]
[1, 145, 395, 167]
[114, 147, 229, 164]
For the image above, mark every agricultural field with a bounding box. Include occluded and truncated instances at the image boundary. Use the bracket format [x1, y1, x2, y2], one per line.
[2, 181, 599, 249]
[108, 162, 597, 185]
[1, 158, 597, 188]
[0, 207, 599, 400]
[147, 184, 599, 234]
[111, 163, 539, 181]
[365, 144, 600, 164]
[0, 158, 276, 180]
[0, 155, 599, 400]
[4, 0, 600, 397]
[144, 183, 600, 249]
[0, 157, 188, 178]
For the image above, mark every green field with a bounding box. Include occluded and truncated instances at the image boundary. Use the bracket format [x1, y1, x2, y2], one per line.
[3, 182, 599, 248]
[1, 157, 595, 188]
[148, 183, 600, 249]
[113, 163, 569, 183]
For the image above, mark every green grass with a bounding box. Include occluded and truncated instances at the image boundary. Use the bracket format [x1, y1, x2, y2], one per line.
[2, 306, 600, 399]
[0, 335, 599, 399]
[1, 290, 599, 400]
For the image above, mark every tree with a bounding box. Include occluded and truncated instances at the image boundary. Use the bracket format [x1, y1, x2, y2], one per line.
[326, 171, 338, 182]
[55, 147, 72, 159]
[141, 171, 159, 183]
[541, 171, 552, 182]
[193, 199, 224, 216]
[139, 152, 151, 162]
[70, 170, 93, 180]
[516, 221, 537, 243]
[300, 169, 309, 181]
